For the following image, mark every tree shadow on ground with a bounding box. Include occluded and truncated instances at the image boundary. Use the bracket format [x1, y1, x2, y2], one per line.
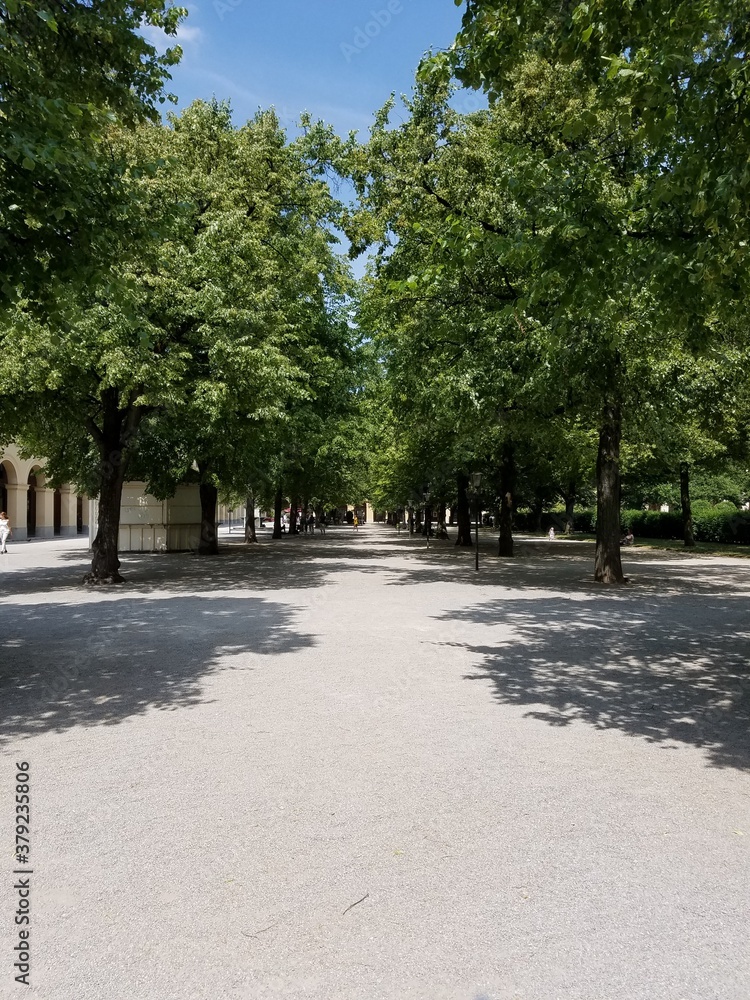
[4, 530, 750, 598]
[434, 596, 750, 771]
[376, 533, 750, 595]
[0, 594, 314, 743]
[4, 531, 403, 596]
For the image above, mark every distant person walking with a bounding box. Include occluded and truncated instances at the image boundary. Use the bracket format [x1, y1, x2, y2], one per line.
[353, 515, 359, 532]
[548, 526, 556, 540]
[0, 511, 11, 554]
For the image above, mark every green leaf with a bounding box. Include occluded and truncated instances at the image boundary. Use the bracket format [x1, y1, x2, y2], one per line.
[36, 10, 58, 32]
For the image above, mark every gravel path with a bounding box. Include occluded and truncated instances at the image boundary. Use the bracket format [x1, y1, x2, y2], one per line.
[1, 527, 749, 1000]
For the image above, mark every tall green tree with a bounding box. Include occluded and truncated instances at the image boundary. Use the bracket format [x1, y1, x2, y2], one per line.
[350, 79, 673, 579]
[442, 0, 750, 262]
[1, 0, 185, 301]
[1, 101, 352, 582]
[417, 3, 750, 579]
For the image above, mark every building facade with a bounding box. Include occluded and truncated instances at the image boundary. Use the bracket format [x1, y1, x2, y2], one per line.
[0, 443, 87, 541]
[89, 483, 203, 552]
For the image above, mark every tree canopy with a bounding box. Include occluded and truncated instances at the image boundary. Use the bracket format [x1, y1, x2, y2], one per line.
[0, 0, 185, 301]
[2, 1, 749, 586]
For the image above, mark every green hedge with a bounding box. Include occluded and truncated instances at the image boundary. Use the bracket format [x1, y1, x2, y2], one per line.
[620, 509, 683, 539]
[514, 508, 594, 533]
[573, 509, 596, 533]
[516, 506, 750, 543]
[621, 506, 750, 543]
[513, 509, 581, 533]
[691, 506, 750, 544]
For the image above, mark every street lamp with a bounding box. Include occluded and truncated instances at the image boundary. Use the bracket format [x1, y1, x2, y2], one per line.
[471, 472, 482, 571]
[423, 487, 431, 549]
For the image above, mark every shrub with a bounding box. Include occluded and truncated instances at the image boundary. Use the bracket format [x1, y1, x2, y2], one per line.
[691, 506, 750, 544]
[514, 505, 750, 543]
[514, 508, 591, 533]
[573, 508, 596, 532]
[621, 506, 750, 544]
[512, 509, 535, 532]
[621, 509, 683, 539]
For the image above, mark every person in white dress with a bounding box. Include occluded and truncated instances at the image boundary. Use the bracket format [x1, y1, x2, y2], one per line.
[0, 511, 11, 553]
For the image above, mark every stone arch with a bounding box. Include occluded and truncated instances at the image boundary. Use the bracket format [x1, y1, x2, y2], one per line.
[26, 465, 44, 538]
[27, 464, 47, 489]
[0, 457, 18, 487]
[0, 458, 23, 537]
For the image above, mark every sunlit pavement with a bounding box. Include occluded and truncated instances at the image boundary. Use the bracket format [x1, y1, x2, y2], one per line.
[1, 527, 749, 1000]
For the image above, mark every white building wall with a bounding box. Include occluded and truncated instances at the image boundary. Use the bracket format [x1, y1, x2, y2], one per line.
[89, 483, 202, 552]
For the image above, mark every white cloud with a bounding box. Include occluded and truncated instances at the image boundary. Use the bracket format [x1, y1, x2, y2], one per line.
[141, 7, 203, 51]
[176, 24, 203, 44]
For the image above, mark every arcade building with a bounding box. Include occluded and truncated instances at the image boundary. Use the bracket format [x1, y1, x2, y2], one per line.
[0, 443, 87, 540]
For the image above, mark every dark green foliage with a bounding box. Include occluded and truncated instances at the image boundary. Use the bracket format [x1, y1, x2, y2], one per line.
[572, 509, 597, 534]
[622, 467, 750, 511]
[514, 508, 597, 533]
[515, 504, 750, 544]
[691, 506, 750, 545]
[620, 507, 750, 544]
[620, 510, 684, 541]
[0, 0, 185, 300]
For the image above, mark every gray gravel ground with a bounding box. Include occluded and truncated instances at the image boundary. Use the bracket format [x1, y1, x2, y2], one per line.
[1, 526, 749, 1000]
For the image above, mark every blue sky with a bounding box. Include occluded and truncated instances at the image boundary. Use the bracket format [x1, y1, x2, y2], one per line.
[146, 1, 473, 136]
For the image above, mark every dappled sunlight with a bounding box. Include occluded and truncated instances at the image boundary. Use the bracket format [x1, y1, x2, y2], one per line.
[0, 593, 314, 741]
[436, 597, 750, 771]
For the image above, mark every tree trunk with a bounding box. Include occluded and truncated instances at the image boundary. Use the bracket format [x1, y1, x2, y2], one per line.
[245, 492, 257, 543]
[84, 389, 143, 585]
[86, 460, 127, 584]
[408, 507, 415, 535]
[455, 472, 473, 547]
[289, 496, 299, 535]
[272, 488, 283, 539]
[594, 402, 625, 583]
[531, 494, 544, 533]
[422, 504, 433, 536]
[565, 482, 576, 535]
[198, 481, 218, 555]
[680, 461, 695, 547]
[414, 508, 422, 533]
[498, 444, 515, 557]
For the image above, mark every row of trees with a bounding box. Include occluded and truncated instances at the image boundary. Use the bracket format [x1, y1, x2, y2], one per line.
[3, 96, 372, 581]
[0, 3, 368, 582]
[2, 1, 749, 585]
[340, 0, 750, 581]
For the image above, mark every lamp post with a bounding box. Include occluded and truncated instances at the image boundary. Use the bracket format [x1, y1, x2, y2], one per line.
[423, 488, 431, 549]
[471, 472, 482, 571]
